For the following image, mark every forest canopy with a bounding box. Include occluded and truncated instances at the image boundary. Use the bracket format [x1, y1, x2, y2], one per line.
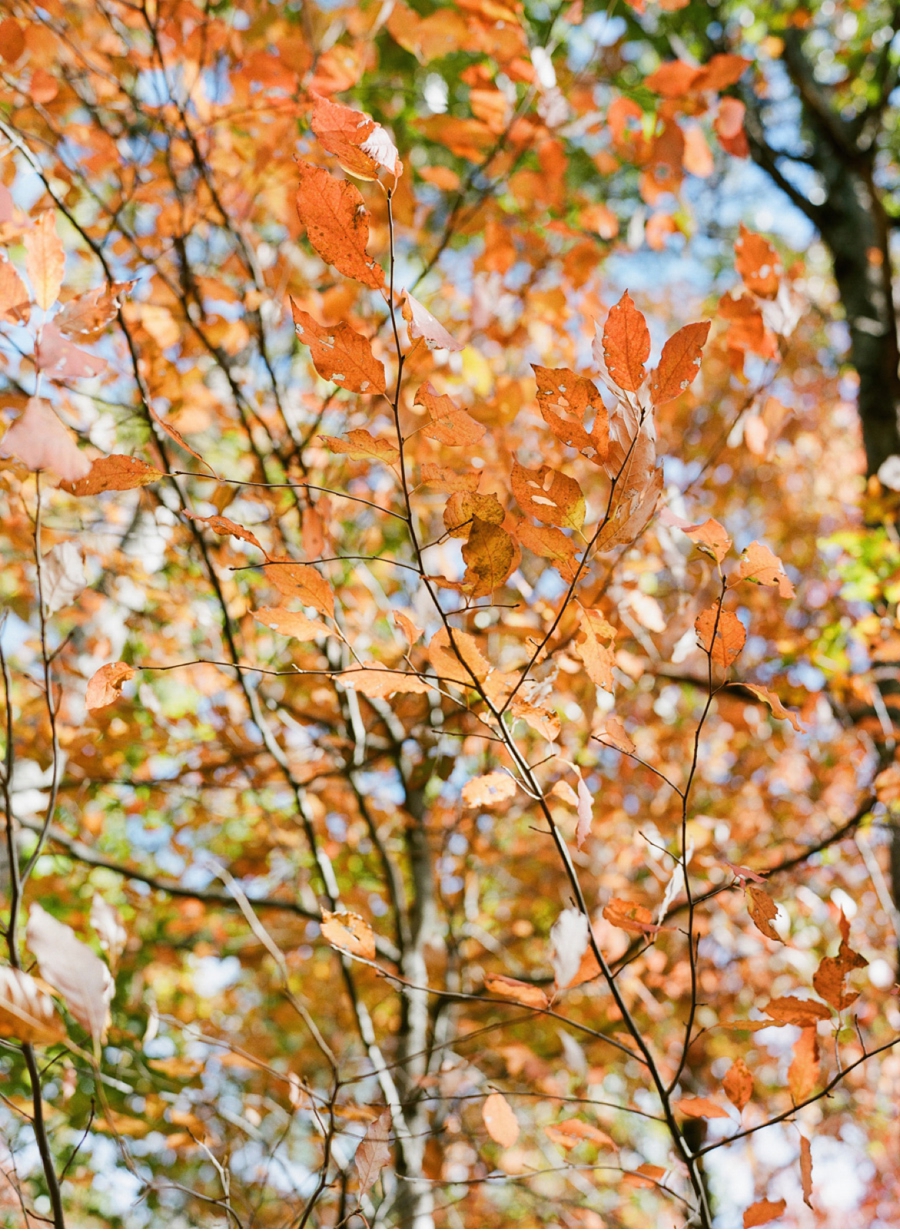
[0, 0, 900, 1227]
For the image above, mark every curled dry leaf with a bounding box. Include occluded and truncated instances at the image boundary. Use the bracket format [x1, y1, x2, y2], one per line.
[86, 661, 136, 712]
[462, 771, 516, 808]
[0, 966, 66, 1046]
[595, 715, 635, 755]
[483, 973, 549, 1010]
[355, 1108, 392, 1195]
[734, 682, 803, 731]
[732, 541, 794, 598]
[2, 397, 90, 482]
[296, 161, 384, 289]
[675, 1096, 730, 1120]
[482, 1091, 519, 1148]
[401, 290, 462, 350]
[743, 1197, 786, 1229]
[812, 915, 867, 1010]
[320, 910, 376, 961]
[722, 1058, 753, 1111]
[695, 606, 746, 668]
[60, 454, 163, 495]
[184, 511, 264, 552]
[746, 885, 781, 942]
[682, 517, 731, 564]
[26, 903, 114, 1047]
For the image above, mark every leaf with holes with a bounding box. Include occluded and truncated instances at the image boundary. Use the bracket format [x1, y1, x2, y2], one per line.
[296, 161, 384, 288]
[511, 462, 585, 532]
[533, 364, 608, 461]
[462, 517, 515, 597]
[649, 321, 710, 405]
[320, 911, 376, 961]
[291, 302, 386, 395]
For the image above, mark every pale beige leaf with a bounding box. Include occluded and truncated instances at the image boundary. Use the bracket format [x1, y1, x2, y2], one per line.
[24, 211, 64, 310]
[356, 1108, 392, 1194]
[401, 290, 462, 350]
[86, 662, 136, 712]
[26, 903, 113, 1046]
[483, 1091, 519, 1148]
[2, 397, 90, 482]
[0, 966, 66, 1046]
[41, 541, 86, 615]
[462, 772, 516, 808]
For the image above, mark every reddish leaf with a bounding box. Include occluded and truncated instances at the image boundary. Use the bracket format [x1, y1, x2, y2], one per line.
[0, 258, 30, 322]
[812, 923, 867, 1011]
[184, 511, 265, 552]
[735, 224, 782, 299]
[61, 455, 162, 495]
[716, 98, 749, 157]
[545, 1119, 615, 1149]
[515, 519, 580, 581]
[743, 1198, 786, 1228]
[295, 161, 385, 288]
[36, 322, 106, 380]
[765, 996, 830, 1027]
[483, 973, 549, 1010]
[800, 1135, 813, 1208]
[644, 60, 701, 98]
[603, 898, 660, 934]
[310, 94, 400, 181]
[291, 302, 386, 395]
[533, 364, 609, 460]
[675, 1096, 730, 1120]
[252, 607, 330, 641]
[483, 1091, 519, 1148]
[601, 292, 651, 392]
[789, 1028, 819, 1102]
[649, 321, 710, 405]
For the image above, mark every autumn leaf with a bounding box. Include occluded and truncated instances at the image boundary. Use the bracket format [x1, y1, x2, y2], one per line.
[511, 462, 585, 532]
[86, 662, 136, 712]
[90, 894, 128, 974]
[695, 606, 746, 667]
[735, 224, 782, 299]
[184, 511, 265, 552]
[291, 302, 386, 395]
[0, 967, 67, 1046]
[252, 607, 330, 641]
[355, 1109, 392, 1195]
[736, 682, 803, 731]
[25, 210, 65, 310]
[462, 517, 515, 597]
[799, 1135, 813, 1208]
[2, 397, 90, 482]
[320, 911, 376, 961]
[310, 94, 400, 181]
[295, 161, 385, 289]
[462, 771, 516, 809]
[483, 1091, 519, 1148]
[743, 1198, 786, 1228]
[789, 1027, 819, 1102]
[339, 666, 431, 698]
[415, 382, 485, 445]
[550, 907, 590, 989]
[575, 617, 616, 692]
[812, 916, 867, 1010]
[602, 898, 661, 934]
[444, 491, 504, 538]
[26, 904, 114, 1048]
[515, 519, 580, 581]
[544, 1120, 615, 1150]
[265, 560, 335, 619]
[764, 996, 830, 1027]
[746, 885, 781, 942]
[649, 321, 710, 405]
[41, 541, 86, 615]
[595, 715, 635, 754]
[675, 1096, 730, 1120]
[683, 517, 731, 564]
[60, 454, 163, 495]
[602, 292, 651, 392]
[532, 364, 608, 461]
[722, 1058, 753, 1111]
[55, 280, 135, 339]
[0, 258, 30, 322]
[483, 974, 549, 1010]
[320, 429, 399, 465]
[732, 541, 795, 598]
[401, 290, 462, 351]
[575, 775, 593, 850]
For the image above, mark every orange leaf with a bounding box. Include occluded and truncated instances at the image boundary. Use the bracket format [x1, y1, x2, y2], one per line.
[695, 606, 746, 667]
[25, 211, 65, 311]
[252, 607, 330, 642]
[184, 512, 264, 552]
[595, 715, 635, 754]
[746, 886, 781, 942]
[86, 662, 136, 712]
[483, 1091, 519, 1148]
[60, 455, 162, 495]
[511, 461, 585, 531]
[800, 1135, 813, 1208]
[649, 321, 710, 405]
[0, 258, 30, 322]
[291, 302, 386, 395]
[735, 224, 782, 299]
[515, 519, 580, 582]
[743, 1198, 786, 1228]
[296, 161, 385, 288]
[683, 517, 731, 564]
[55, 280, 135, 340]
[644, 60, 700, 98]
[483, 973, 549, 1010]
[310, 94, 400, 180]
[625, 1162, 666, 1188]
[732, 541, 795, 598]
[461, 517, 515, 597]
[576, 619, 615, 692]
[812, 926, 867, 1011]
[533, 364, 608, 460]
[789, 1027, 820, 1103]
[462, 772, 516, 808]
[444, 491, 504, 538]
[320, 911, 376, 960]
[603, 898, 660, 934]
[693, 53, 752, 93]
[320, 429, 399, 465]
[415, 382, 485, 446]
[601, 292, 651, 393]
[545, 1119, 615, 1149]
[340, 666, 431, 698]
[265, 561, 334, 619]
[722, 1058, 753, 1111]
[401, 290, 462, 351]
[716, 98, 749, 157]
[675, 1096, 730, 1120]
[765, 996, 830, 1027]
[736, 683, 802, 732]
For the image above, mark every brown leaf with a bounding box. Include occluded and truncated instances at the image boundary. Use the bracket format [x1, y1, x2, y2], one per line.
[812, 925, 867, 1011]
[683, 517, 731, 565]
[428, 627, 491, 686]
[355, 1108, 392, 1195]
[419, 463, 479, 493]
[603, 898, 660, 934]
[2, 397, 90, 482]
[788, 1027, 820, 1103]
[86, 662, 136, 712]
[722, 1058, 753, 1111]
[252, 607, 331, 641]
[483, 1091, 519, 1148]
[765, 996, 830, 1027]
[575, 617, 616, 692]
[61, 454, 163, 495]
[746, 886, 781, 942]
[320, 911, 376, 961]
[184, 511, 265, 552]
[514, 519, 580, 582]
[595, 715, 635, 754]
[511, 462, 585, 531]
[601, 292, 651, 392]
[545, 1119, 615, 1150]
[295, 161, 384, 288]
[320, 428, 399, 465]
[25, 211, 65, 310]
[736, 682, 803, 731]
[735, 224, 782, 299]
[291, 302, 386, 394]
[55, 280, 135, 340]
[732, 541, 794, 598]
[462, 771, 516, 809]
[484, 973, 549, 1010]
[799, 1134, 813, 1208]
[415, 382, 485, 446]
[340, 666, 430, 698]
[743, 1198, 786, 1228]
[649, 320, 710, 405]
[26, 904, 113, 1047]
[401, 290, 462, 350]
[265, 560, 334, 619]
[462, 517, 515, 597]
[310, 94, 400, 181]
[0, 967, 66, 1046]
[695, 606, 746, 667]
[675, 1096, 730, 1120]
[532, 364, 608, 461]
